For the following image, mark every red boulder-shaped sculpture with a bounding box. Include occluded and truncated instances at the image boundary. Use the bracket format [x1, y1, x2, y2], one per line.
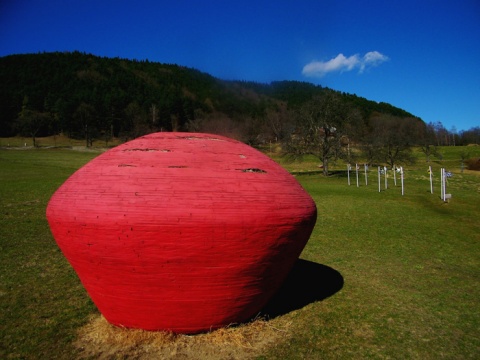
[46, 132, 317, 333]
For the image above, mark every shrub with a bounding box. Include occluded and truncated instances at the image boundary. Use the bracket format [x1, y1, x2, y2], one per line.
[466, 157, 480, 171]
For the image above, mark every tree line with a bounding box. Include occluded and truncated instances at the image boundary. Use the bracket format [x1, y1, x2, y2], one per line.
[0, 52, 275, 143]
[1, 52, 478, 173]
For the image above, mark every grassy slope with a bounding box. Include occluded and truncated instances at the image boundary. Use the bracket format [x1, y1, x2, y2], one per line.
[266, 171, 479, 358]
[0, 144, 479, 359]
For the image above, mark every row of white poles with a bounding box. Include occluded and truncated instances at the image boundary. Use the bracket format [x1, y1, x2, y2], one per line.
[347, 164, 453, 200]
[428, 166, 451, 201]
[348, 164, 404, 195]
[376, 166, 404, 195]
[347, 164, 371, 187]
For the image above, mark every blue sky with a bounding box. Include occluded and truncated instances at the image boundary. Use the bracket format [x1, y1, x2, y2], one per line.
[1, 0, 479, 131]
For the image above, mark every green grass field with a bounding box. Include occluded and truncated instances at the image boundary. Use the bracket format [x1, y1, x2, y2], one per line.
[1, 141, 479, 359]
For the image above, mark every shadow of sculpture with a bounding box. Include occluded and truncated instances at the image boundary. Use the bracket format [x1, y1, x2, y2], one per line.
[260, 259, 344, 319]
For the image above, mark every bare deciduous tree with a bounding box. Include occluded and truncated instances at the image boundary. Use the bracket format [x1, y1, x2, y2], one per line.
[283, 91, 349, 176]
[362, 114, 420, 168]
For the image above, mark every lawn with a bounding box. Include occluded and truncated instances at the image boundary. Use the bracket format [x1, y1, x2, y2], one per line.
[1, 142, 479, 359]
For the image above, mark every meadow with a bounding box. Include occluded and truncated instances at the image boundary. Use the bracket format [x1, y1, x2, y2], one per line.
[1, 138, 479, 359]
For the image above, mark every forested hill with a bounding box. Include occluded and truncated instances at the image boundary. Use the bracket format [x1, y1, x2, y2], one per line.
[0, 51, 418, 140]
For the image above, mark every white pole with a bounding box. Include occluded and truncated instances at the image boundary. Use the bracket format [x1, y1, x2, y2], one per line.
[443, 168, 447, 202]
[444, 168, 447, 202]
[429, 166, 433, 194]
[364, 164, 368, 186]
[440, 168, 444, 200]
[384, 166, 388, 189]
[444, 168, 446, 201]
[401, 166, 404, 196]
[356, 163, 359, 187]
[440, 168, 443, 199]
[347, 164, 351, 186]
[378, 166, 381, 192]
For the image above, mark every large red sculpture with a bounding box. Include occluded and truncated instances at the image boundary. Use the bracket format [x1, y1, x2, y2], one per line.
[46, 132, 317, 333]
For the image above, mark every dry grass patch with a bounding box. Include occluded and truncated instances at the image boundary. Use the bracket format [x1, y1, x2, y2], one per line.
[75, 315, 290, 359]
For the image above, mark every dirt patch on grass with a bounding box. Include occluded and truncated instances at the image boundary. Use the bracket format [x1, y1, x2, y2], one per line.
[75, 315, 289, 359]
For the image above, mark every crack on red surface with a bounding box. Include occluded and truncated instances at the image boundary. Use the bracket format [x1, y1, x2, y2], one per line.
[237, 168, 267, 173]
[123, 148, 162, 152]
[177, 136, 224, 141]
[118, 164, 137, 167]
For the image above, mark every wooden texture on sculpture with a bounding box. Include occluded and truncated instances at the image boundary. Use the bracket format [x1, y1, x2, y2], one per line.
[46, 132, 317, 333]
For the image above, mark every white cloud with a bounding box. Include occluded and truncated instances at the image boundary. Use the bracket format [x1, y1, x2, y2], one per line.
[360, 51, 389, 72]
[302, 51, 389, 77]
